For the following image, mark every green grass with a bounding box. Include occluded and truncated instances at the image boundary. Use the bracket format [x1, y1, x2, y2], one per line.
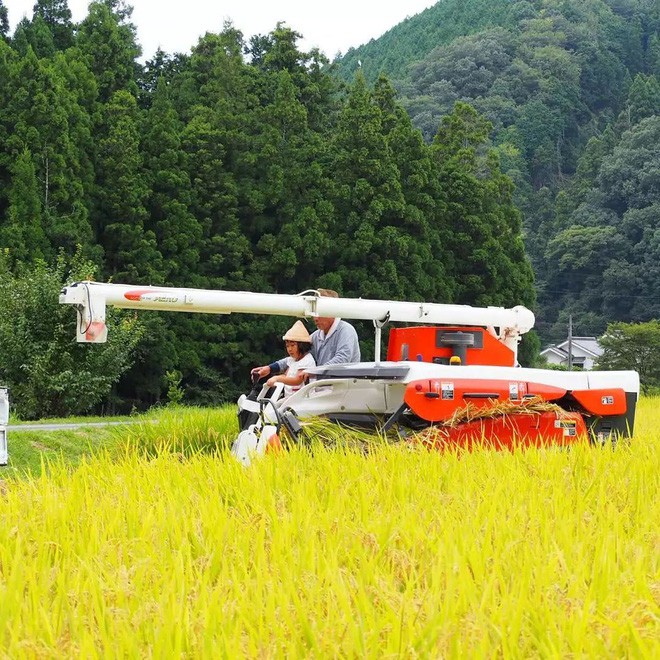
[2, 427, 118, 478]
[2, 405, 238, 478]
[9, 413, 137, 425]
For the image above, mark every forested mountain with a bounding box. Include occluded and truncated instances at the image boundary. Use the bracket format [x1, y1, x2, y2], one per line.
[0, 1, 535, 414]
[337, 0, 660, 341]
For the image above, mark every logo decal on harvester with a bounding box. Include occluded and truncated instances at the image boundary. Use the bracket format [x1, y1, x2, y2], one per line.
[151, 296, 179, 303]
[601, 395, 614, 405]
[124, 290, 178, 303]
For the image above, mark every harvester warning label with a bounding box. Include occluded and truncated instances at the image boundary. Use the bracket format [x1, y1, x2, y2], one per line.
[441, 383, 454, 400]
[555, 419, 577, 436]
[509, 383, 519, 400]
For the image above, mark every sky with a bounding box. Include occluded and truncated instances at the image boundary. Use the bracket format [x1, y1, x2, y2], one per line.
[4, 1, 438, 60]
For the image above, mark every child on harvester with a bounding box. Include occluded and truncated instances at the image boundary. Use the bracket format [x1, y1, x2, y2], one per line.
[251, 321, 316, 398]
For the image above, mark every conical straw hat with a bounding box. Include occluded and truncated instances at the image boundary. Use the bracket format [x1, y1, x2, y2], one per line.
[282, 320, 311, 342]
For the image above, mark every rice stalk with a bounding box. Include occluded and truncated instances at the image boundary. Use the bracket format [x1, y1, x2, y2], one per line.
[441, 395, 570, 428]
[0, 399, 656, 656]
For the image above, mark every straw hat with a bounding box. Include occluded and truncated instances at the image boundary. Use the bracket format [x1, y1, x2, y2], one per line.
[282, 320, 311, 342]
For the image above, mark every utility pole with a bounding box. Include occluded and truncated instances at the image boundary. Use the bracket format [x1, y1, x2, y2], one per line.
[567, 315, 573, 371]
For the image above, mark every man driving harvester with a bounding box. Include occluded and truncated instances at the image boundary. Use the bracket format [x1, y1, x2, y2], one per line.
[241, 289, 361, 432]
[251, 288, 361, 380]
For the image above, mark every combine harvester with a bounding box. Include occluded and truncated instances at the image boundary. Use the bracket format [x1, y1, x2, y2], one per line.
[59, 282, 639, 463]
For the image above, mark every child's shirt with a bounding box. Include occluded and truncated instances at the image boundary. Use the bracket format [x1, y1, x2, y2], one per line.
[282, 352, 316, 396]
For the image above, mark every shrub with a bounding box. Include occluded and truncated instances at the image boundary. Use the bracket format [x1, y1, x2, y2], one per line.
[0, 249, 144, 419]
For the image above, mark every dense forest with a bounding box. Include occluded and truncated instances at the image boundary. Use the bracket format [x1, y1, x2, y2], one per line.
[0, 1, 536, 416]
[338, 0, 660, 341]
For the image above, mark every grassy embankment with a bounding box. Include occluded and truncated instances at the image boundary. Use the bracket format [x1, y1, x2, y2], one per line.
[3, 407, 238, 476]
[0, 398, 658, 656]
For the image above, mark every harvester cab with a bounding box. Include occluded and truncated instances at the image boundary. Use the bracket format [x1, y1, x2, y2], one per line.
[59, 282, 640, 461]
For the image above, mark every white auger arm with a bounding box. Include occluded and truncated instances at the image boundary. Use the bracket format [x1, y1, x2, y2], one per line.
[59, 281, 535, 359]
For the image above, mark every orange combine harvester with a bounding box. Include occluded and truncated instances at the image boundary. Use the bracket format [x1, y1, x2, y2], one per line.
[60, 283, 639, 464]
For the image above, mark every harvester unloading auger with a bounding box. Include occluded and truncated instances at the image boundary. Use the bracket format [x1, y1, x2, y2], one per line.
[60, 282, 639, 463]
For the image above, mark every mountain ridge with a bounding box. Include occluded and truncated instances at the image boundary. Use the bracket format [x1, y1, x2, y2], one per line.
[336, 0, 660, 342]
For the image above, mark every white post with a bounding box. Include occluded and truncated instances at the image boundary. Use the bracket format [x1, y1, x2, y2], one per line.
[374, 325, 382, 363]
[0, 388, 8, 466]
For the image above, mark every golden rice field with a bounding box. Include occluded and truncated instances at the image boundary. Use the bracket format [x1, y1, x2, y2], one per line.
[0, 398, 658, 657]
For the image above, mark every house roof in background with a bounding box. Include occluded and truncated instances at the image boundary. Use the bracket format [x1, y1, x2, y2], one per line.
[556, 337, 602, 357]
[541, 337, 603, 359]
[540, 345, 567, 358]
